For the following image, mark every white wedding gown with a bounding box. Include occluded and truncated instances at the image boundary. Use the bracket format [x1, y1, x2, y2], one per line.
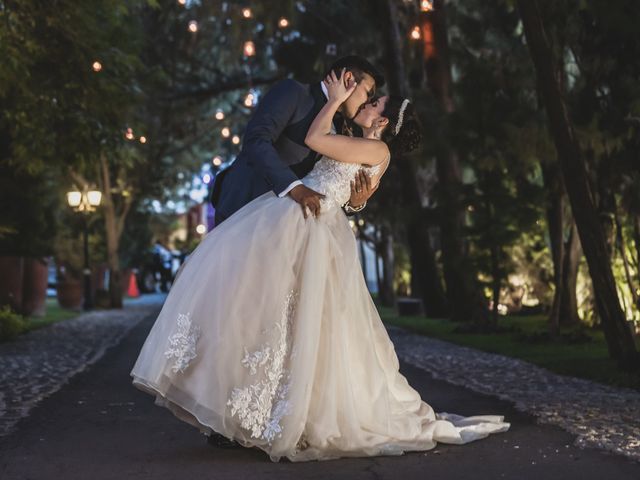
[130, 152, 510, 463]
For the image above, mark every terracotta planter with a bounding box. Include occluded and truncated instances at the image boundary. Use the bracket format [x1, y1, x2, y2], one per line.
[0, 256, 24, 311]
[57, 279, 83, 310]
[21, 257, 49, 317]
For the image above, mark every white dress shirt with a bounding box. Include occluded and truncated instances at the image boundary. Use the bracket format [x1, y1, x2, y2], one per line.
[277, 82, 330, 198]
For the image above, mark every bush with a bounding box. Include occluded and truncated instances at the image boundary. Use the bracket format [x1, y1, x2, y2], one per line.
[0, 305, 27, 342]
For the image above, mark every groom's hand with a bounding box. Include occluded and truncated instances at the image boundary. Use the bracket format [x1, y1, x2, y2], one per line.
[349, 169, 378, 208]
[289, 184, 326, 219]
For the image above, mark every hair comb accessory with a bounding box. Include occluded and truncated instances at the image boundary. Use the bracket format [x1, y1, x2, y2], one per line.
[394, 99, 410, 135]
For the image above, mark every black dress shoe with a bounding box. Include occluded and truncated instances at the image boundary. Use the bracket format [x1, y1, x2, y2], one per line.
[207, 432, 241, 449]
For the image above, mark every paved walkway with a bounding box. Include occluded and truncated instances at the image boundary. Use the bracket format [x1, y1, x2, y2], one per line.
[1, 298, 638, 479]
[388, 326, 640, 462]
[0, 294, 167, 437]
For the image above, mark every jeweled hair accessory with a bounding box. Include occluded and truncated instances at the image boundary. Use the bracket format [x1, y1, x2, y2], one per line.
[394, 99, 410, 135]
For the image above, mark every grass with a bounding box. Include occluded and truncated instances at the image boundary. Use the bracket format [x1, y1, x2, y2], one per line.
[23, 297, 81, 333]
[379, 305, 640, 392]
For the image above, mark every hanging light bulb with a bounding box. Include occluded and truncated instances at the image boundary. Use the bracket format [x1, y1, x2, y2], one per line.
[203, 173, 212, 184]
[215, 109, 225, 120]
[188, 20, 198, 33]
[232, 135, 240, 145]
[92, 61, 102, 72]
[139, 136, 147, 144]
[125, 127, 134, 140]
[221, 127, 231, 138]
[410, 26, 421, 40]
[196, 224, 207, 235]
[243, 40, 256, 57]
[244, 92, 255, 107]
[177, 0, 186, 5]
[278, 17, 289, 28]
[212, 156, 222, 166]
[421, 0, 434, 11]
[242, 7, 252, 18]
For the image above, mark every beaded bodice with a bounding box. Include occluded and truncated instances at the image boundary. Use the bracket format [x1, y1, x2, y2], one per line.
[302, 156, 385, 211]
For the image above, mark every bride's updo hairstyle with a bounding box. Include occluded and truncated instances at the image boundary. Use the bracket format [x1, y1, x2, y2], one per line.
[380, 96, 422, 155]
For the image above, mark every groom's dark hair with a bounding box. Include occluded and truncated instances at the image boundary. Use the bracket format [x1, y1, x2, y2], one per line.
[326, 55, 386, 89]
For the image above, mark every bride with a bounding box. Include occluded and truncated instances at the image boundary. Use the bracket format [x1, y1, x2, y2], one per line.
[130, 69, 510, 463]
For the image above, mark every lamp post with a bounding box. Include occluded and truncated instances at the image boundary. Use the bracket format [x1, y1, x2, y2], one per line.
[66, 187, 102, 310]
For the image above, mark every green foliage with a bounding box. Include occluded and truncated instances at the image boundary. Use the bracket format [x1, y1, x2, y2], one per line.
[0, 306, 27, 342]
[0, 0, 149, 173]
[0, 162, 58, 256]
[1, 0, 638, 325]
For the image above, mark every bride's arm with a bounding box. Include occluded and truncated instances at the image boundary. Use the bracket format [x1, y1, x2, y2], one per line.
[304, 75, 389, 166]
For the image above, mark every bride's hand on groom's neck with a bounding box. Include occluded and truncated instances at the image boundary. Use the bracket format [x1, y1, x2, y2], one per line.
[324, 68, 357, 104]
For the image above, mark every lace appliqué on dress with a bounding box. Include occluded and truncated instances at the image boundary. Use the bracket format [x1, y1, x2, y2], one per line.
[164, 312, 201, 373]
[227, 290, 298, 444]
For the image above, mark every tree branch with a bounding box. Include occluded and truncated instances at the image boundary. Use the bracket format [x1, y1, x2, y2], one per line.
[166, 73, 284, 102]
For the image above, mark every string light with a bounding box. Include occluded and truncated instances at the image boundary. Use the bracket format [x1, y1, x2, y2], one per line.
[221, 127, 231, 138]
[139, 136, 147, 144]
[421, 0, 434, 11]
[243, 40, 256, 57]
[188, 20, 198, 33]
[177, 0, 186, 5]
[232, 135, 240, 145]
[278, 17, 289, 28]
[125, 127, 134, 140]
[215, 110, 225, 120]
[242, 7, 252, 18]
[410, 26, 421, 40]
[203, 173, 212, 184]
[196, 224, 207, 235]
[212, 156, 222, 166]
[92, 61, 102, 72]
[244, 92, 255, 107]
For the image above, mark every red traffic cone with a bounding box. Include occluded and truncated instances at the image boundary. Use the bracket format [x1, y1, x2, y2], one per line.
[127, 271, 140, 298]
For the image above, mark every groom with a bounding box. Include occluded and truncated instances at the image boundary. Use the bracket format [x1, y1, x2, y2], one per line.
[209, 55, 386, 225]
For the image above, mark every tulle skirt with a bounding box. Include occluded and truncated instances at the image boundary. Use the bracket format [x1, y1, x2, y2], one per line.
[130, 191, 510, 462]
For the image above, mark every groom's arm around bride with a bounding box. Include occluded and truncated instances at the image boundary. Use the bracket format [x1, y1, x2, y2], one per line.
[209, 55, 384, 225]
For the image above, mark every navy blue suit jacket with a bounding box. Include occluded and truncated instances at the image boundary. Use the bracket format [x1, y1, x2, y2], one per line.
[209, 79, 353, 224]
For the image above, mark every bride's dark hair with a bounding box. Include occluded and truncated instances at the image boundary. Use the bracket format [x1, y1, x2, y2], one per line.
[380, 96, 422, 155]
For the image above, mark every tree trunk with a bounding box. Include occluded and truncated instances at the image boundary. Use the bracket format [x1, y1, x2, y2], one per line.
[559, 222, 582, 327]
[374, 226, 384, 300]
[634, 215, 640, 290]
[615, 207, 639, 310]
[596, 152, 616, 257]
[490, 243, 500, 326]
[420, 0, 489, 324]
[517, 0, 639, 370]
[98, 154, 133, 309]
[541, 162, 564, 335]
[379, 225, 396, 307]
[407, 219, 449, 317]
[379, 0, 448, 316]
